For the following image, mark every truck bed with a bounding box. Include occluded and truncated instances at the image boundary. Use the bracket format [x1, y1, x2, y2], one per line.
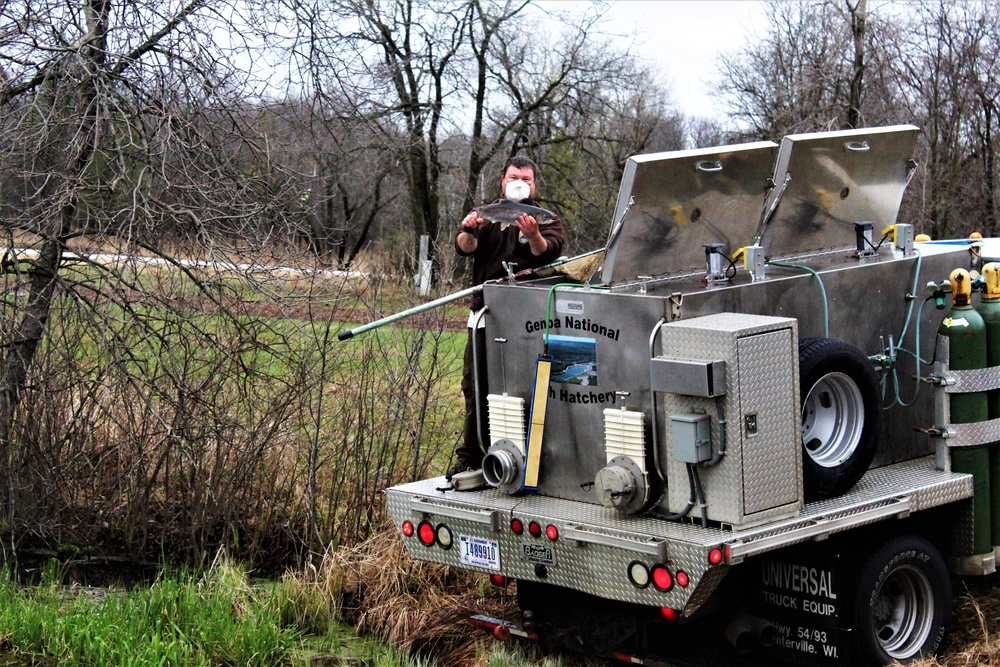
[387, 456, 972, 612]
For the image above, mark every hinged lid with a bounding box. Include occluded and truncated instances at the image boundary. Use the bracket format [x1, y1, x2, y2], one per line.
[602, 142, 779, 283]
[757, 124, 919, 258]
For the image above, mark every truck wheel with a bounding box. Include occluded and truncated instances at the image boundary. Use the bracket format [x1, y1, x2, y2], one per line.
[799, 337, 880, 499]
[852, 534, 951, 665]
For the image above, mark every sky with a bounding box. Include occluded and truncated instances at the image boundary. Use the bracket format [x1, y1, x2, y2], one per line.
[599, 1, 770, 122]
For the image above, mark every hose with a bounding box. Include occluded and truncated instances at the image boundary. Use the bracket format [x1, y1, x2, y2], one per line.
[692, 465, 709, 527]
[701, 396, 727, 467]
[654, 463, 697, 521]
[765, 260, 829, 338]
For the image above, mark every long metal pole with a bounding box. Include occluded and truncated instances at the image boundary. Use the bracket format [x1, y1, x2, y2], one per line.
[336, 249, 606, 341]
[337, 284, 484, 341]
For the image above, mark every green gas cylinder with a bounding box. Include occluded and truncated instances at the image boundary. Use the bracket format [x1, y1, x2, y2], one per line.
[941, 268, 991, 556]
[976, 262, 1000, 553]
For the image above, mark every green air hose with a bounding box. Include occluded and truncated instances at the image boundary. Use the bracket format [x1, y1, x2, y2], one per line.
[765, 260, 829, 338]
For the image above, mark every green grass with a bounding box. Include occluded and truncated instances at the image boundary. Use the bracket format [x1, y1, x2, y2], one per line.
[0, 560, 576, 667]
[0, 560, 299, 666]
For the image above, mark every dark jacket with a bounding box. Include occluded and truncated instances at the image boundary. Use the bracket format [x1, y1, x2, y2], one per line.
[454, 197, 565, 310]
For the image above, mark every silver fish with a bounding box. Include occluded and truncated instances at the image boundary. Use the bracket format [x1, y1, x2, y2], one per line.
[477, 200, 557, 230]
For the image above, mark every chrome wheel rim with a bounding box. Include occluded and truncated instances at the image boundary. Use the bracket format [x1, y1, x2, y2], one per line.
[872, 564, 934, 659]
[801, 372, 865, 467]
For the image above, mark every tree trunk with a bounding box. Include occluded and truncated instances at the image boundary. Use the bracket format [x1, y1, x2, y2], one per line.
[846, 0, 867, 129]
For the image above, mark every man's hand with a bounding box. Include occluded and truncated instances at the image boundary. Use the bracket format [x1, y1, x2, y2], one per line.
[460, 210, 484, 232]
[456, 210, 483, 253]
[516, 214, 548, 255]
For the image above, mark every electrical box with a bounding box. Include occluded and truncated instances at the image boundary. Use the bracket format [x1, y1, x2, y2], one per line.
[671, 413, 712, 463]
[651, 358, 726, 398]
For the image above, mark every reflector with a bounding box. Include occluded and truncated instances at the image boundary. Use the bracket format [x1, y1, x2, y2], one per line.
[651, 564, 673, 591]
[436, 524, 453, 549]
[417, 521, 435, 546]
[627, 561, 650, 589]
[401, 520, 414, 537]
[659, 607, 680, 622]
[490, 574, 508, 587]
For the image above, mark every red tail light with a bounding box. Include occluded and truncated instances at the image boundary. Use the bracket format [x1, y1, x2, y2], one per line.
[651, 565, 673, 591]
[659, 607, 680, 622]
[528, 521, 542, 537]
[709, 548, 724, 565]
[401, 520, 414, 537]
[417, 521, 435, 546]
[676, 570, 690, 588]
[510, 518, 524, 535]
[545, 524, 559, 540]
[490, 574, 508, 587]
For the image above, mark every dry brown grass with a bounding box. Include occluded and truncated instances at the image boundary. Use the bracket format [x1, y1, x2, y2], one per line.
[300, 539, 1000, 667]
[281, 526, 1000, 667]
[905, 577, 1000, 667]
[281, 526, 520, 667]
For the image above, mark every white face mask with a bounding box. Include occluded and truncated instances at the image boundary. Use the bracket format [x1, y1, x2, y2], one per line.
[505, 179, 530, 202]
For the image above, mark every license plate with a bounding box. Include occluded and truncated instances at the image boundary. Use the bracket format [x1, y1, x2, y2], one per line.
[459, 535, 500, 570]
[521, 542, 556, 565]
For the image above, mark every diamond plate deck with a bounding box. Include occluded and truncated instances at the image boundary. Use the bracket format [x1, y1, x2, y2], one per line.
[388, 456, 971, 611]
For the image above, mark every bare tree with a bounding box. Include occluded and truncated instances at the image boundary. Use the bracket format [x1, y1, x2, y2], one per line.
[0, 0, 326, 562]
[847, 0, 868, 129]
[889, 1, 986, 238]
[716, 0, 897, 139]
[282, 0, 680, 269]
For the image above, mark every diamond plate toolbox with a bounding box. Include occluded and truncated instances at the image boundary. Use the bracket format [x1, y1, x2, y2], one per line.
[656, 313, 802, 527]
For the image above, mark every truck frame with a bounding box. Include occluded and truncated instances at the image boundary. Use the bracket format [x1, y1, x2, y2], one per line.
[379, 125, 1000, 665]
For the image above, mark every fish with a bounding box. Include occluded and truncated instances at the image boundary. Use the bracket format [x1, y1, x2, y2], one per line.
[476, 200, 557, 231]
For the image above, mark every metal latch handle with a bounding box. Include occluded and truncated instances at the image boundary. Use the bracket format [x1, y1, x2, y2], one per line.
[561, 525, 667, 561]
[409, 498, 501, 531]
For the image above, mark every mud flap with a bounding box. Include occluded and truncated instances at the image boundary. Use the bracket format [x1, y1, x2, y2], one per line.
[740, 540, 852, 665]
[523, 355, 552, 491]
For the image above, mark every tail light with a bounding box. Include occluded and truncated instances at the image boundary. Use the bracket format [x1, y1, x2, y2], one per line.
[651, 565, 673, 591]
[401, 520, 414, 537]
[417, 521, 435, 547]
[659, 607, 680, 622]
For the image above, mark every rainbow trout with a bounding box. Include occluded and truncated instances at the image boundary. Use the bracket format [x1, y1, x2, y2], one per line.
[477, 200, 557, 230]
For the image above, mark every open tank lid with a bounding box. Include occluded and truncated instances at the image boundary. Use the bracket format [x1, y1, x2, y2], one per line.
[601, 141, 779, 284]
[756, 124, 920, 258]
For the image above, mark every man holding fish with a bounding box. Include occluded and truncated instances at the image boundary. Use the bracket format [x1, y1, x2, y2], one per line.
[449, 156, 565, 483]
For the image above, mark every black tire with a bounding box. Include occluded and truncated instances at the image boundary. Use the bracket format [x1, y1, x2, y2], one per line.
[799, 337, 880, 500]
[851, 534, 951, 665]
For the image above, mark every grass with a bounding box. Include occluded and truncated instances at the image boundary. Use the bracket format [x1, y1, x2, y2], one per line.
[0, 547, 589, 667]
[0, 558, 300, 666]
[273, 527, 1000, 667]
